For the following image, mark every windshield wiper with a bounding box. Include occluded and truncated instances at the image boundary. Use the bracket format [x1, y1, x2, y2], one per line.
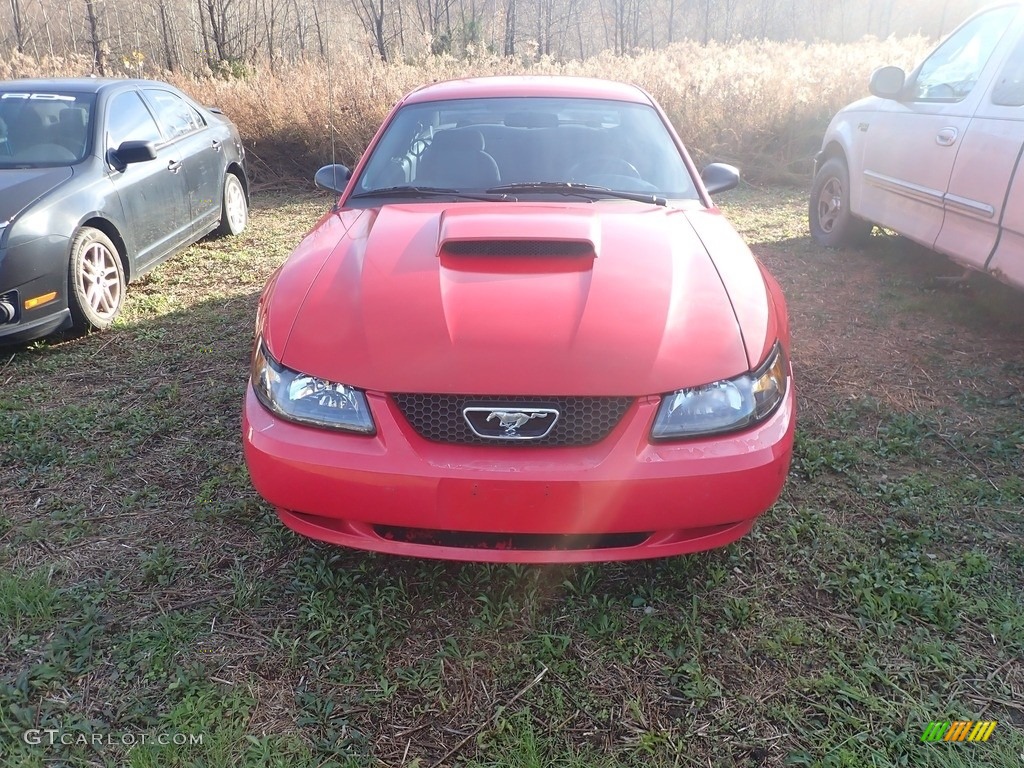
[485, 182, 667, 206]
[348, 185, 509, 202]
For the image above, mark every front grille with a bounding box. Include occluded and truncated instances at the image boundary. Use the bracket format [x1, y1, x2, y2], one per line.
[392, 394, 633, 446]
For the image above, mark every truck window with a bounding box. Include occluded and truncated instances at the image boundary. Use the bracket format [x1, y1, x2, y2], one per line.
[992, 34, 1024, 106]
[911, 5, 1017, 102]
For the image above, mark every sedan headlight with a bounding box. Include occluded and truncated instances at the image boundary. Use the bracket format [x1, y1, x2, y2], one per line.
[251, 340, 375, 433]
[651, 342, 787, 440]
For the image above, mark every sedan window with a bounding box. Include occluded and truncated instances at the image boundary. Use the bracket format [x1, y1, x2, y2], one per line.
[106, 90, 162, 149]
[143, 89, 206, 140]
[911, 5, 1017, 102]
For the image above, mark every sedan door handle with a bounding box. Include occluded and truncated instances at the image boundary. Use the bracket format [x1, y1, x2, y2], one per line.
[167, 160, 182, 173]
[212, 139, 222, 152]
[936, 128, 959, 147]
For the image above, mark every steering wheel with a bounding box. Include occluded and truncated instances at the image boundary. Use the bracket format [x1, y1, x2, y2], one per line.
[567, 156, 642, 181]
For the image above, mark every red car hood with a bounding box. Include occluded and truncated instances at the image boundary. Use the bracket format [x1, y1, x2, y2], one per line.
[270, 202, 769, 395]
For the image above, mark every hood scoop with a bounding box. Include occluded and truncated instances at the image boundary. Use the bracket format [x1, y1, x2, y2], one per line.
[437, 205, 599, 262]
[442, 239, 593, 258]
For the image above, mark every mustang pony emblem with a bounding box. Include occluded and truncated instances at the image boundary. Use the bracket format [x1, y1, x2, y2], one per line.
[487, 411, 547, 435]
[461, 406, 560, 440]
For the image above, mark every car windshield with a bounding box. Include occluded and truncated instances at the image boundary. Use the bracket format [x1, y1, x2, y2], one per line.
[0, 90, 95, 167]
[352, 96, 699, 202]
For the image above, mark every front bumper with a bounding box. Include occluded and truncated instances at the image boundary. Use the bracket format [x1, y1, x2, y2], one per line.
[0, 237, 73, 345]
[243, 381, 795, 563]
[0, 307, 72, 344]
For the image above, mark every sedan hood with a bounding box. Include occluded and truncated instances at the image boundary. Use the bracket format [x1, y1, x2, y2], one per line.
[274, 203, 761, 395]
[0, 166, 73, 224]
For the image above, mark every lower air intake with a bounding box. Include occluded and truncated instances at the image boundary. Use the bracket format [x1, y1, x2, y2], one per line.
[374, 526, 651, 551]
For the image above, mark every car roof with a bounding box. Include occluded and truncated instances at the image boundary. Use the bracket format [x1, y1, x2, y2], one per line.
[403, 76, 653, 106]
[0, 78, 171, 94]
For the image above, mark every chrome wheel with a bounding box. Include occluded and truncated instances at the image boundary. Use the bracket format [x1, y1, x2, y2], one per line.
[217, 173, 248, 236]
[80, 242, 122, 319]
[68, 227, 126, 331]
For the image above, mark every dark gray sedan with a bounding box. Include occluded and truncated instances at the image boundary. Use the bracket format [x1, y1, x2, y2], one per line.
[0, 78, 249, 344]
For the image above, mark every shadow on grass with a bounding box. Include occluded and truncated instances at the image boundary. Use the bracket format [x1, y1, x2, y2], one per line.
[756, 230, 1024, 342]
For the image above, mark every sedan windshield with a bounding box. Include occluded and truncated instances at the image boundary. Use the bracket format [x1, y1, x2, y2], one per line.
[0, 91, 95, 167]
[352, 96, 698, 202]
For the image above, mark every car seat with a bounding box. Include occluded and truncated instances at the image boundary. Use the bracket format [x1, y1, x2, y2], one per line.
[57, 107, 89, 158]
[416, 128, 501, 189]
[7, 107, 47, 155]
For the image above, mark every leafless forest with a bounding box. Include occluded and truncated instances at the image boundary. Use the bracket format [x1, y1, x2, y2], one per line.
[1, 0, 991, 73]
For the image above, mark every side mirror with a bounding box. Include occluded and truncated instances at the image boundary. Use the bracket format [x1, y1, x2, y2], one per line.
[701, 163, 740, 195]
[113, 140, 157, 165]
[869, 66, 906, 100]
[314, 164, 352, 194]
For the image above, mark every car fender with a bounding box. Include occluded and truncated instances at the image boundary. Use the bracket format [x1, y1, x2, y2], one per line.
[63, 180, 132, 278]
[815, 95, 880, 218]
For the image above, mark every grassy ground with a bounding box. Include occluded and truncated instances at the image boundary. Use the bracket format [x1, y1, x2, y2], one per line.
[1, 187, 1022, 767]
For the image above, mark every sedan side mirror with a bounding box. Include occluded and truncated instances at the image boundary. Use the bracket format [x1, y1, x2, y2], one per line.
[869, 66, 906, 100]
[315, 164, 352, 194]
[701, 163, 740, 195]
[114, 140, 157, 165]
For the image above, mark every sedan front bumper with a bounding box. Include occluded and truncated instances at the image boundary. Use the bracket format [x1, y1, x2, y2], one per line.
[0, 306, 71, 344]
[243, 382, 795, 563]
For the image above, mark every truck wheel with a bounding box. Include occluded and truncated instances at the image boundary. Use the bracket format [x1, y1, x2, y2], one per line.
[809, 157, 873, 247]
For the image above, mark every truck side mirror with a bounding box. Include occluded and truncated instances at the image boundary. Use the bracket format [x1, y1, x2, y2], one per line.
[869, 66, 906, 100]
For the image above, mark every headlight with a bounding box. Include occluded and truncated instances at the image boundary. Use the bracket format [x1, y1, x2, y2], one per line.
[251, 339, 375, 434]
[651, 342, 787, 440]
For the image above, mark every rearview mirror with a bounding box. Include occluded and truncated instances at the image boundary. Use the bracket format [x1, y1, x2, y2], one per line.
[869, 66, 906, 100]
[315, 164, 352, 194]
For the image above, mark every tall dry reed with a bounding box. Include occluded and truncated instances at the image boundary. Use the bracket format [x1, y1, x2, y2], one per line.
[3, 38, 931, 184]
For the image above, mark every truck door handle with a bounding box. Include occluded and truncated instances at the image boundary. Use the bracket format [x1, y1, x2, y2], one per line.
[936, 128, 958, 147]
[212, 139, 222, 152]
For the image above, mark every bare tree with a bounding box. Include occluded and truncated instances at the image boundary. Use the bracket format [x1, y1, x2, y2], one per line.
[205, 0, 227, 61]
[84, 0, 107, 74]
[261, 0, 278, 65]
[503, 0, 515, 55]
[351, 0, 389, 59]
[310, 0, 327, 58]
[155, 0, 179, 70]
[9, 0, 28, 52]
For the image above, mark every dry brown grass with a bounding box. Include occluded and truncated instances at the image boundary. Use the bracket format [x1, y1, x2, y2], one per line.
[2, 38, 931, 183]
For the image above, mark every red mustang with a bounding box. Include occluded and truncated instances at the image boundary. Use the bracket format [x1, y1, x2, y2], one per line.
[243, 76, 795, 562]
